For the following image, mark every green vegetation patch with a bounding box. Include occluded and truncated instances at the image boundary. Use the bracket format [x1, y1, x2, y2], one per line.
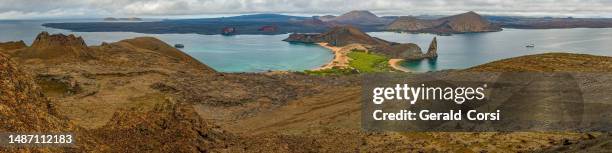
[347, 51, 390, 73]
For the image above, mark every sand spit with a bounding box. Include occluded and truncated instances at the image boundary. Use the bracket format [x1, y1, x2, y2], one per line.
[388, 59, 411, 72]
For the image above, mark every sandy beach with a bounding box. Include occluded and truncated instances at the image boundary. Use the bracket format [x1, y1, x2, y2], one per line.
[314, 43, 411, 72]
[312, 43, 359, 70]
[388, 59, 411, 72]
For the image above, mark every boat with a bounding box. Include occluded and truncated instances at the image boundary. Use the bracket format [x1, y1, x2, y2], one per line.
[526, 44, 535, 48]
[174, 44, 184, 48]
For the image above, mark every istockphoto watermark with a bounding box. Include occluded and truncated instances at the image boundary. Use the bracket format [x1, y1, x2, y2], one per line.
[362, 72, 612, 132]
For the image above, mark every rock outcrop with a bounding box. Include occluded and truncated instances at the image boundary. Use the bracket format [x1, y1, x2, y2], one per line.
[426, 37, 438, 58]
[15, 32, 94, 60]
[387, 11, 502, 34]
[393, 37, 437, 60]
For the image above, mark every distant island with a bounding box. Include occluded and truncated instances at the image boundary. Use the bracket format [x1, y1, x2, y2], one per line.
[103, 17, 143, 21]
[386, 11, 502, 34]
[42, 10, 612, 35]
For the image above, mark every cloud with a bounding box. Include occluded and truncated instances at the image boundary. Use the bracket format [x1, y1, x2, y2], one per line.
[1, 0, 612, 19]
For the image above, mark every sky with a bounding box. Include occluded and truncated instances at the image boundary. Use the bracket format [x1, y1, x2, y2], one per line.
[2, 0, 612, 19]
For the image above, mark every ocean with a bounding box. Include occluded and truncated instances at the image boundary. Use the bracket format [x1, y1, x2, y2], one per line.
[370, 28, 612, 72]
[0, 19, 333, 72]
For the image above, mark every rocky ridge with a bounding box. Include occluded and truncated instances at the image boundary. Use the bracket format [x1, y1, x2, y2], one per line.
[14, 32, 94, 60]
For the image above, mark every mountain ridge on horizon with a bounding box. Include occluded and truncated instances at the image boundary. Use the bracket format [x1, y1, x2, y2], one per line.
[42, 10, 612, 35]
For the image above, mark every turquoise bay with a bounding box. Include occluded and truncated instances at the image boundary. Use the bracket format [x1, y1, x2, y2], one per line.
[0, 20, 333, 72]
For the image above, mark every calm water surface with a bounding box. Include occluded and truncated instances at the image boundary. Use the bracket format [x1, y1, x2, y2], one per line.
[0, 20, 333, 72]
[370, 28, 612, 72]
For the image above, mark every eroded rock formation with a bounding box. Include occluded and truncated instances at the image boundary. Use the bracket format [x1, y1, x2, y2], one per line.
[15, 32, 94, 60]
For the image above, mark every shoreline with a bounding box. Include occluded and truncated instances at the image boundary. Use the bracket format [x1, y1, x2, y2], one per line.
[388, 59, 411, 72]
[312, 42, 351, 70]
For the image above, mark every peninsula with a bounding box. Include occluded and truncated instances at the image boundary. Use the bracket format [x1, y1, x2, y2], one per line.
[284, 26, 437, 72]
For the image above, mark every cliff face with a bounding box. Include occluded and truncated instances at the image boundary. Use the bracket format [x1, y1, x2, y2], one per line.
[387, 11, 502, 34]
[426, 37, 438, 58]
[16, 32, 94, 60]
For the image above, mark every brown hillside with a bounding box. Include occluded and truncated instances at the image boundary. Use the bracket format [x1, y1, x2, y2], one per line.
[98, 37, 215, 72]
[0, 52, 70, 132]
[318, 26, 388, 46]
[467, 53, 612, 72]
[0, 53, 100, 152]
[92, 101, 234, 152]
[0, 40, 27, 53]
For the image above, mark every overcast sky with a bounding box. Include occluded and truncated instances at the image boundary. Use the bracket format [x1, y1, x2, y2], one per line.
[2, 0, 612, 19]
